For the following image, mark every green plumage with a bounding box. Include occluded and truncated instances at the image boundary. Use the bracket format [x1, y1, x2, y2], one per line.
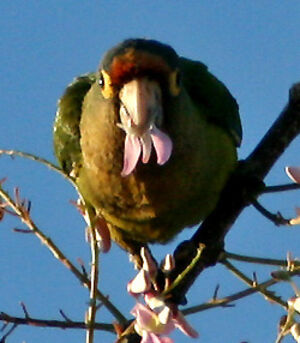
[54, 73, 96, 175]
[53, 39, 242, 256]
[178, 57, 242, 146]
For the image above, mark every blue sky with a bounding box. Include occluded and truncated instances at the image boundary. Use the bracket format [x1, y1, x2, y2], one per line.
[0, 1, 300, 342]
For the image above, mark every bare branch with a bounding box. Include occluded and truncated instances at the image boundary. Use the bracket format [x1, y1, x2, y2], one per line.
[0, 323, 18, 343]
[0, 150, 68, 181]
[0, 185, 127, 326]
[0, 312, 114, 332]
[85, 226, 100, 343]
[252, 200, 291, 225]
[224, 251, 300, 268]
[182, 269, 300, 317]
[20, 302, 30, 319]
[222, 260, 286, 308]
[264, 183, 300, 193]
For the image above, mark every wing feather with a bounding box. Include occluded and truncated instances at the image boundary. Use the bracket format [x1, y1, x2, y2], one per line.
[53, 73, 96, 175]
[179, 57, 242, 146]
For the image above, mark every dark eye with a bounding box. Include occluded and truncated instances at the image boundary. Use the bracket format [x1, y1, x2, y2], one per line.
[98, 73, 105, 88]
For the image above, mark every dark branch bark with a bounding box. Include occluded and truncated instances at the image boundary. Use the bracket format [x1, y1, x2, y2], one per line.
[169, 82, 300, 303]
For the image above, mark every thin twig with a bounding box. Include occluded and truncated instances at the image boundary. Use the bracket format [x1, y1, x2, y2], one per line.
[0, 149, 67, 179]
[86, 226, 99, 343]
[252, 200, 291, 225]
[224, 251, 300, 268]
[59, 310, 72, 322]
[264, 183, 300, 193]
[183, 286, 257, 315]
[182, 271, 299, 316]
[0, 185, 127, 325]
[0, 312, 114, 332]
[20, 302, 30, 319]
[162, 243, 205, 298]
[0, 323, 18, 342]
[222, 260, 287, 308]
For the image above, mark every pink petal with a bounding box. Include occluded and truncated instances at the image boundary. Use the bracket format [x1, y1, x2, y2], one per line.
[150, 127, 173, 165]
[158, 337, 173, 343]
[142, 332, 174, 343]
[94, 217, 111, 253]
[131, 303, 175, 336]
[290, 207, 300, 225]
[286, 166, 300, 184]
[157, 336, 174, 343]
[291, 323, 300, 342]
[141, 247, 157, 278]
[128, 269, 151, 295]
[289, 297, 300, 313]
[161, 254, 175, 272]
[131, 303, 156, 328]
[158, 306, 172, 325]
[173, 312, 199, 338]
[140, 331, 153, 343]
[145, 293, 165, 311]
[141, 133, 152, 164]
[121, 134, 141, 177]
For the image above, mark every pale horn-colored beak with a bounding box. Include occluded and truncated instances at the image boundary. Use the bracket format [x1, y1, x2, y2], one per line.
[118, 78, 173, 177]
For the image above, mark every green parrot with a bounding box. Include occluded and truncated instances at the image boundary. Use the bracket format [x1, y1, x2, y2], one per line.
[54, 39, 242, 258]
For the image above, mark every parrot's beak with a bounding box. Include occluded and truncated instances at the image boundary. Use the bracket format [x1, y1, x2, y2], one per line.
[118, 78, 163, 136]
[117, 78, 173, 176]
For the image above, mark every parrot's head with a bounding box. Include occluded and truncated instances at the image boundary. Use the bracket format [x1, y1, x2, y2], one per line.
[98, 39, 182, 176]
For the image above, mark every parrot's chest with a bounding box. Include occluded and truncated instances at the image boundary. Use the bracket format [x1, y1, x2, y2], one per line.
[78, 115, 236, 243]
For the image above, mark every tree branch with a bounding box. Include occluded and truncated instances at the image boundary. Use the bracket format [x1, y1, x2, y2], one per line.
[224, 251, 300, 268]
[0, 185, 127, 326]
[85, 225, 100, 343]
[252, 200, 291, 225]
[0, 312, 114, 332]
[222, 260, 286, 308]
[264, 183, 300, 193]
[169, 82, 300, 303]
[0, 150, 68, 182]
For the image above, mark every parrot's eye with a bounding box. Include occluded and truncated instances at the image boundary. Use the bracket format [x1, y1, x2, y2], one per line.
[99, 73, 105, 88]
[98, 70, 115, 99]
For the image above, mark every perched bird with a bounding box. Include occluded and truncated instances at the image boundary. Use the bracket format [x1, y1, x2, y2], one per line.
[54, 39, 242, 258]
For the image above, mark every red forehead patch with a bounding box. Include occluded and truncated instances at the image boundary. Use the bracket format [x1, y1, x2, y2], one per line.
[109, 48, 171, 86]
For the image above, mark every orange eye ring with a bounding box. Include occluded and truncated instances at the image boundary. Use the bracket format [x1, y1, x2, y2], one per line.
[169, 69, 181, 96]
[99, 70, 115, 99]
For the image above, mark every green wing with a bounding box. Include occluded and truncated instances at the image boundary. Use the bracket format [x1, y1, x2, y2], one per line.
[179, 57, 242, 146]
[53, 73, 97, 176]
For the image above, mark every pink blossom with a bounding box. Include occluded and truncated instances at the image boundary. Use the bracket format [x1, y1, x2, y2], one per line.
[141, 331, 174, 343]
[121, 126, 173, 177]
[128, 248, 199, 341]
[286, 167, 300, 184]
[131, 301, 199, 342]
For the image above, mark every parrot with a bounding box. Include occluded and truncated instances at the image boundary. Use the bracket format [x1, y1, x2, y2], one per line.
[53, 38, 242, 260]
